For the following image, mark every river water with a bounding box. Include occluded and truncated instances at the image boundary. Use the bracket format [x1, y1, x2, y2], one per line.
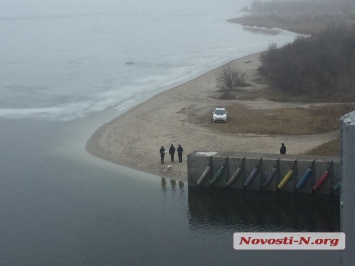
[0, 118, 341, 265]
[0, 0, 342, 265]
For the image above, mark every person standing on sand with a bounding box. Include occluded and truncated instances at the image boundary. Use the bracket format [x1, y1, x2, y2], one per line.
[177, 144, 183, 163]
[169, 144, 176, 162]
[160, 146, 166, 164]
[280, 143, 286, 154]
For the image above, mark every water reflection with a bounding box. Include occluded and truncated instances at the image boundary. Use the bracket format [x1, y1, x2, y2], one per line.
[161, 177, 167, 192]
[161, 178, 185, 192]
[170, 179, 176, 190]
[159, 179, 339, 231]
[178, 181, 184, 189]
[187, 190, 339, 232]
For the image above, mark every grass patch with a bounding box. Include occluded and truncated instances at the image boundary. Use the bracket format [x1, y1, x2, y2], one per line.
[191, 104, 355, 135]
[304, 139, 340, 156]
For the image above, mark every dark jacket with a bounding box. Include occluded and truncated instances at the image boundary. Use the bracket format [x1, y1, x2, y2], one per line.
[280, 145, 286, 154]
[177, 145, 183, 155]
[169, 145, 175, 155]
[160, 147, 165, 155]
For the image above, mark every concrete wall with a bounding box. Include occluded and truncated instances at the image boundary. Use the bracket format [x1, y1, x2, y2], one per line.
[340, 111, 355, 265]
[187, 110, 355, 264]
[187, 151, 340, 196]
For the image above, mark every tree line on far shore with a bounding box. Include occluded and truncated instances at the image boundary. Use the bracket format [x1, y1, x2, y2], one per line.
[248, 0, 355, 16]
[259, 23, 355, 102]
[218, 0, 355, 102]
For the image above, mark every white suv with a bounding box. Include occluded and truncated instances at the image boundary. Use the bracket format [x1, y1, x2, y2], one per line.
[212, 107, 228, 122]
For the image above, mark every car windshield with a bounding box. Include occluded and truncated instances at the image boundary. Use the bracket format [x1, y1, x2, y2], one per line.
[215, 110, 226, 115]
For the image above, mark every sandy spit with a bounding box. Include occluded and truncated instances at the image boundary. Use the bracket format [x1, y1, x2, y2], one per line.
[86, 53, 338, 181]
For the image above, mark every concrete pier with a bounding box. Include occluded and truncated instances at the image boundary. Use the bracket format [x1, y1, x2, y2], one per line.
[186, 110, 355, 265]
[340, 111, 355, 265]
[187, 151, 340, 196]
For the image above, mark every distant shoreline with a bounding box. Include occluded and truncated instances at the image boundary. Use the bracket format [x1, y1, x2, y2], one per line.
[228, 14, 326, 35]
[86, 52, 338, 180]
[85, 53, 261, 180]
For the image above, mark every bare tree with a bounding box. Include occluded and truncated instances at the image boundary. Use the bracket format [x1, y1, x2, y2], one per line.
[216, 64, 247, 99]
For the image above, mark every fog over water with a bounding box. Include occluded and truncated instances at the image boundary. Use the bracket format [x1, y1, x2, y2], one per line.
[0, 0, 298, 121]
[0, 1, 343, 265]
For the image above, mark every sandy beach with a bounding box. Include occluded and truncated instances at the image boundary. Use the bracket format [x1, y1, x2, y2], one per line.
[86, 52, 338, 181]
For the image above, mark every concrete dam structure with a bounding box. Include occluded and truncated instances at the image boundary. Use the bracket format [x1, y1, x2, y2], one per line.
[185, 110, 355, 265]
[187, 152, 340, 196]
